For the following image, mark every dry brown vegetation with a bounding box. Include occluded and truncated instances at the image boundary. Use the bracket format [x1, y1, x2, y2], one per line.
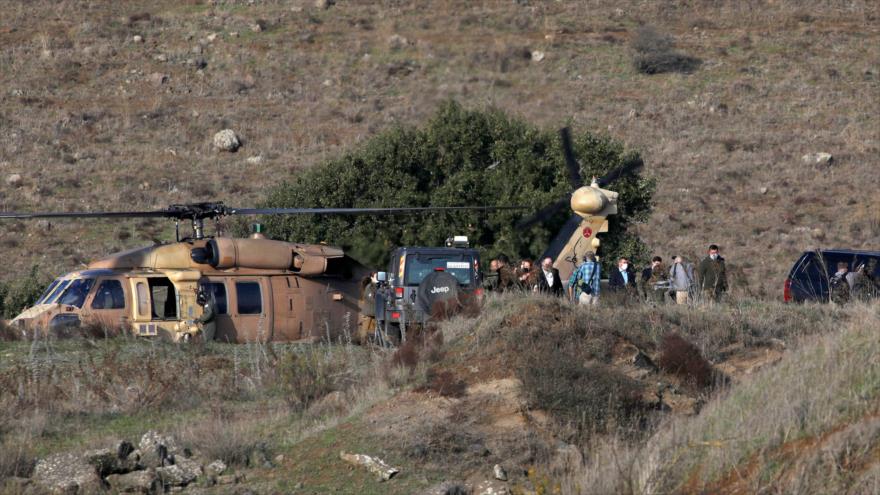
[0, 0, 877, 297]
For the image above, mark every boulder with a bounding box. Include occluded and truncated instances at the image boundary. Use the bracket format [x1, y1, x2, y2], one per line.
[132, 35, 144, 43]
[156, 457, 202, 488]
[106, 469, 160, 494]
[205, 459, 227, 478]
[213, 129, 241, 152]
[473, 480, 511, 495]
[802, 152, 833, 165]
[388, 34, 409, 50]
[138, 431, 180, 468]
[421, 481, 470, 495]
[147, 72, 169, 85]
[6, 173, 22, 187]
[314, 0, 335, 9]
[33, 452, 103, 494]
[492, 464, 507, 481]
[530, 50, 545, 62]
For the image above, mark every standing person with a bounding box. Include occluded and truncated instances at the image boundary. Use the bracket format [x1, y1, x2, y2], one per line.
[608, 257, 638, 296]
[517, 259, 536, 290]
[536, 257, 564, 296]
[568, 252, 601, 305]
[195, 288, 216, 342]
[669, 256, 694, 305]
[829, 262, 851, 305]
[696, 244, 728, 303]
[641, 256, 668, 305]
[496, 254, 517, 293]
[484, 259, 500, 292]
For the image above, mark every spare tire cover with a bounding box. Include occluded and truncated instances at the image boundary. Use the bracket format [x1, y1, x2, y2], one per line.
[416, 271, 460, 315]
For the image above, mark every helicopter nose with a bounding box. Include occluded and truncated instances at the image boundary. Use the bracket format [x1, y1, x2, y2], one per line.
[570, 186, 608, 215]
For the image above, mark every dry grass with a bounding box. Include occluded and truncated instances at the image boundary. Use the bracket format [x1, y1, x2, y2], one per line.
[0, 0, 876, 299]
[563, 303, 880, 494]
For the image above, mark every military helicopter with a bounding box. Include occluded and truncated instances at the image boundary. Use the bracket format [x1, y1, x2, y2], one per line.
[518, 127, 643, 282]
[1, 203, 522, 343]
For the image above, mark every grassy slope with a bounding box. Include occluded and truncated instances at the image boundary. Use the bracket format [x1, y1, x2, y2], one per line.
[0, 0, 877, 296]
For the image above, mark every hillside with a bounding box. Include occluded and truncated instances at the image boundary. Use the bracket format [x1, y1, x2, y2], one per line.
[2, 295, 876, 494]
[0, 0, 877, 295]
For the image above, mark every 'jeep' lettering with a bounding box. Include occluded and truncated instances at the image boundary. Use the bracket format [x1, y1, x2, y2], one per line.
[430, 286, 450, 294]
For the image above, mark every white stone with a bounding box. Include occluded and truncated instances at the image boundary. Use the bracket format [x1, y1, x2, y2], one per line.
[6, 173, 22, 187]
[132, 35, 144, 43]
[213, 129, 241, 152]
[531, 50, 545, 62]
[246, 155, 263, 165]
[388, 34, 408, 50]
[206, 33, 218, 42]
[493, 464, 507, 481]
[314, 0, 334, 9]
[802, 152, 833, 165]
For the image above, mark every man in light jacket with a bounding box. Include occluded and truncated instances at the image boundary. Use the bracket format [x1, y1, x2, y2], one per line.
[668, 256, 695, 305]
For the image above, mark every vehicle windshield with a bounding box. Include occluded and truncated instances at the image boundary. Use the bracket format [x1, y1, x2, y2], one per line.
[57, 278, 95, 309]
[43, 279, 73, 305]
[405, 254, 473, 286]
[35, 280, 60, 305]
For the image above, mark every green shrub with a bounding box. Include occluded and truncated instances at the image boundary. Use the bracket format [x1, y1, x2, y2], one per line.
[2, 266, 51, 319]
[253, 101, 655, 270]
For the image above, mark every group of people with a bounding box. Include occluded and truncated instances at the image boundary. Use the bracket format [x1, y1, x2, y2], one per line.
[829, 260, 879, 304]
[484, 244, 729, 306]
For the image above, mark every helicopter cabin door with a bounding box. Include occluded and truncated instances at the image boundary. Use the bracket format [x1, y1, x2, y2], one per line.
[84, 277, 129, 331]
[128, 275, 184, 339]
[199, 278, 234, 343]
[229, 277, 274, 343]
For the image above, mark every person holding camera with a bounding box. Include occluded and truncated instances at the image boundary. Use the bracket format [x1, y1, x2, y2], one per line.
[568, 251, 601, 305]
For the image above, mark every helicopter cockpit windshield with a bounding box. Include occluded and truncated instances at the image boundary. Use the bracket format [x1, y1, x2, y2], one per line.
[57, 279, 96, 308]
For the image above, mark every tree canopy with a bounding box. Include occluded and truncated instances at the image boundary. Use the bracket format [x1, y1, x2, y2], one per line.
[255, 101, 655, 271]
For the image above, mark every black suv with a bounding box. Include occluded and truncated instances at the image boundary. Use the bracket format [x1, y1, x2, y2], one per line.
[784, 249, 880, 302]
[375, 237, 482, 340]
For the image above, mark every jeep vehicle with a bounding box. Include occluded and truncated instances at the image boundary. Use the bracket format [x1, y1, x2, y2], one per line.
[784, 249, 880, 302]
[374, 236, 482, 341]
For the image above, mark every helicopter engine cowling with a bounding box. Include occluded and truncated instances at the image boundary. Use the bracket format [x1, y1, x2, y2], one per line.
[206, 238, 294, 270]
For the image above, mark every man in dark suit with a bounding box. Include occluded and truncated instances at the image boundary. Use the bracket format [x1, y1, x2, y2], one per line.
[609, 257, 638, 294]
[535, 257, 564, 296]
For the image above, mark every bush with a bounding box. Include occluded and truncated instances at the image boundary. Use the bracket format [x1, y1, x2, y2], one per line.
[276, 349, 338, 412]
[255, 101, 655, 271]
[1, 266, 51, 319]
[657, 333, 714, 389]
[631, 26, 701, 75]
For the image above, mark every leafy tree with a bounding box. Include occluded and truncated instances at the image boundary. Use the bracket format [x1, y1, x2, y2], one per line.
[254, 101, 655, 271]
[2, 266, 50, 319]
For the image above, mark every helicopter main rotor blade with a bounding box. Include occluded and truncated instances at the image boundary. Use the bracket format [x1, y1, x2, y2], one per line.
[596, 156, 644, 188]
[0, 210, 171, 220]
[230, 206, 527, 216]
[560, 127, 583, 190]
[515, 197, 569, 230]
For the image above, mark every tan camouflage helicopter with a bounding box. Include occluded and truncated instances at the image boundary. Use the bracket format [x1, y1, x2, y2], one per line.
[2, 128, 636, 344]
[2, 203, 522, 343]
[518, 128, 640, 282]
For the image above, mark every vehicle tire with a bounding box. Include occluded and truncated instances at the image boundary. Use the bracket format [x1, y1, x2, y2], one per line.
[416, 271, 461, 321]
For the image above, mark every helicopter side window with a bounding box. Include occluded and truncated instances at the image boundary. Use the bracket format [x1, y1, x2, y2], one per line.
[148, 277, 178, 320]
[91, 280, 126, 310]
[200, 282, 228, 315]
[136, 282, 149, 317]
[235, 282, 262, 315]
[58, 279, 96, 309]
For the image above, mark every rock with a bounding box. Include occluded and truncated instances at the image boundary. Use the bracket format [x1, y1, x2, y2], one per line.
[106, 469, 159, 494]
[148, 72, 169, 85]
[6, 173, 22, 187]
[132, 35, 144, 43]
[205, 459, 227, 478]
[213, 129, 241, 152]
[250, 22, 264, 33]
[33, 452, 103, 494]
[388, 34, 409, 50]
[473, 479, 511, 495]
[339, 452, 399, 481]
[245, 155, 263, 166]
[274, 454, 285, 464]
[36, 219, 52, 231]
[139, 430, 180, 468]
[314, 0, 335, 9]
[759, 186, 769, 194]
[802, 152, 833, 165]
[530, 50, 545, 62]
[492, 464, 507, 481]
[421, 481, 469, 495]
[206, 33, 218, 42]
[156, 457, 202, 487]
